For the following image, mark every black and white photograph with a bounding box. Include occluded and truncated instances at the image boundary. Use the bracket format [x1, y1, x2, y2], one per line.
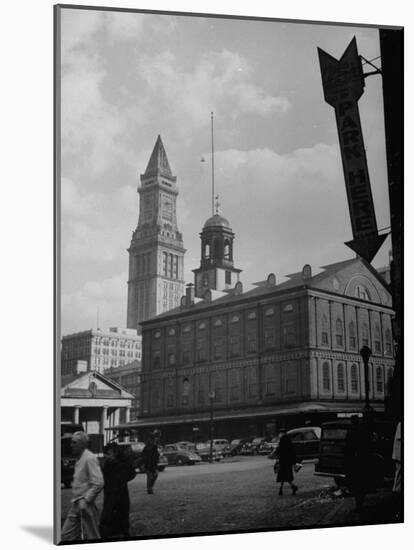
[54, 2, 404, 546]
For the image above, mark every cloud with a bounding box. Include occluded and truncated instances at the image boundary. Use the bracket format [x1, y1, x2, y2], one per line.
[138, 49, 291, 131]
[62, 272, 128, 333]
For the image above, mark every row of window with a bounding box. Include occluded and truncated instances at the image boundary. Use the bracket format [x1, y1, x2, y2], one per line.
[321, 362, 392, 394]
[162, 252, 179, 279]
[94, 339, 140, 349]
[203, 239, 232, 260]
[97, 349, 140, 358]
[320, 316, 392, 354]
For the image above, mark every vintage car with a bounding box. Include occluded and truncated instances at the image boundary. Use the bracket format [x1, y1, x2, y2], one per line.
[222, 438, 250, 457]
[162, 443, 202, 465]
[205, 439, 229, 453]
[314, 419, 395, 487]
[268, 427, 321, 461]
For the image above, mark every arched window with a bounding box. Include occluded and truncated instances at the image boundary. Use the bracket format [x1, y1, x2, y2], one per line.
[362, 323, 369, 347]
[182, 378, 190, 406]
[322, 362, 331, 391]
[337, 363, 345, 392]
[349, 321, 356, 349]
[376, 366, 384, 393]
[224, 239, 231, 260]
[321, 315, 329, 346]
[204, 242, 210, 259]
[385, 328, 392, 354]
[335, 318, 344, 347]
[374, 324, 381, 353]
[355, 285, 370, 300]
[351, 364, 359, 393]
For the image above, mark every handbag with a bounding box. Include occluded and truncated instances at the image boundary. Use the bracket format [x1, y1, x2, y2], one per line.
[293, 462, 302, 473]
[273, 460, 280, 474]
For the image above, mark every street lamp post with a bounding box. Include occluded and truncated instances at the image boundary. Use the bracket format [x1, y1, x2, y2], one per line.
[360, 345, 372, 412]
[208, 391, 215, 462]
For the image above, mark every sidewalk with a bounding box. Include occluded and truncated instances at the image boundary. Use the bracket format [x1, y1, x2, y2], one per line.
[320, 488, 402, 527]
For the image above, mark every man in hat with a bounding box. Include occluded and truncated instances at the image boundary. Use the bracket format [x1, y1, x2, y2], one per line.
[142, 432, 160, 494]
[61, 431, 104, 541]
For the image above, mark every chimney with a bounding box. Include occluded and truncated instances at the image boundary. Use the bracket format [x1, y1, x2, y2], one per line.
[186, 283, 195, 305]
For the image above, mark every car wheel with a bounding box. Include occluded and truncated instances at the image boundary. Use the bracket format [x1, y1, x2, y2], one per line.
[176, 457, 184, 466]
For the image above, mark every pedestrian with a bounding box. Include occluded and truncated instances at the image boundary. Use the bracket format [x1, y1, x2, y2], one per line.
[392, 421, 401, 493]
[61, 431, 104, 541]
[274, 429, 298, 496]
[100, 442, 137, 539]
[142, 433, 160, 494]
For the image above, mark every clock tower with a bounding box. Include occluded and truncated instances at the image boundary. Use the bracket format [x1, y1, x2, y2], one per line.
[127, 135, 186, 330]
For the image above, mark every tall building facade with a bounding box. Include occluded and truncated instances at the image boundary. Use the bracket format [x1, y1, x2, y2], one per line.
[61, 327, 142, 376]
[127, 136, 186, 330]
[133, 255, 394, 442]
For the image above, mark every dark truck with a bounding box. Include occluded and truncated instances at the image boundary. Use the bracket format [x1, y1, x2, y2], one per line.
[314, 419, 395, 488]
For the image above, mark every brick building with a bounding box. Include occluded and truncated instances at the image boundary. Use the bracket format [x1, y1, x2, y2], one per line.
[121, 212, 395, 442]
[104, 360, 142, 422]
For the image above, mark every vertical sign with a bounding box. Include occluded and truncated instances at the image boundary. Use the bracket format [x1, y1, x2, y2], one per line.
[318, 38, 386, 263]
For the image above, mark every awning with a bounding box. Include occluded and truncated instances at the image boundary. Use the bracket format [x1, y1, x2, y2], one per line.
[106, 401, 384, 431]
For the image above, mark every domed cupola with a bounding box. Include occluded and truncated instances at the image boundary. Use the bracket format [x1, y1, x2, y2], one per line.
[193, 198, 242, 297]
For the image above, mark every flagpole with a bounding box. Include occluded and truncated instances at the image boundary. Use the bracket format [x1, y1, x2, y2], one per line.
[211, 112, 214, 216]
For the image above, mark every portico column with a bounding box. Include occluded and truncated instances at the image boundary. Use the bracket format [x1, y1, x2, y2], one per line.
[125, 405, 131, 424]
[73, 406, 80, 424]
[101, 406, 109, 444]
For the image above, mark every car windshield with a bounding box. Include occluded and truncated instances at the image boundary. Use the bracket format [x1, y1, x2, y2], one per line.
[322, 428, 349, 440]
[231, 439, 241, 445]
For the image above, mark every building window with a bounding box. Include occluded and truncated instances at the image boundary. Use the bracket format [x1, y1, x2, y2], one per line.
[385, 328, 392, 355]
[204, 242, 210, 259]
[247, 332, 257, 353]
[153, 352, 161, 369]
[168, 352, 176, 366]
[264, 328, 276, 349]
[183, 324, 191, 333]
[230, 314, 240, 323]
[283, 304, 293, 312]
[337, 363, 345, 392]
[265, 307, 275, 316]
[182, 349, 190, 365]
[322, 362, 331, 391]
[362, 323, 369, 347]
[351, 364, 359, 393]
[168, 327, 176, 336]
[283, 324, 295, 348]
[247, 311, 257, 320]
[321, 314, 329, 346]
[163, 252, 168, 276]
[224, 239, 231, 260]
[355, 285, 370, 300]
[182, 378, 190, 406]
[197, 345, 207, 362]
[376, 367, 384, 393]
[266, 380, 276, 395]
[198, 322, 206, 330]
[213, 319, 223, 327]
[335, 318, 344, 347]
[349, 321, 356, 349]
[374, 324, 381, 353]
[225, 271, 231, 285]
[153, 330, 161, 339]
[214, 340, 224, 360]
[197, 389, 205, 404]
[230, 336, 240, 357]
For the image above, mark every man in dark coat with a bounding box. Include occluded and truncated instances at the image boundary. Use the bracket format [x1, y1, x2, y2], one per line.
[274, 429, 299, 496]
[100, 443, 136, 538]
[142, 433, 160, 494]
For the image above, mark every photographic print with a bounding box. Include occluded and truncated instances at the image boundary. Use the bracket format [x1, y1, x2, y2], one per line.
[55, 4, 403, 544]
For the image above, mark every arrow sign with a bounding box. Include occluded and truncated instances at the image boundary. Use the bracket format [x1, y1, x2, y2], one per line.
[318, 38, 385, 263]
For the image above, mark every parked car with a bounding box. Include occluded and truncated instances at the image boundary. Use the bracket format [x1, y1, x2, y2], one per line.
[240, 437, 266, 455]
[205, 439, 229, 453]
[195, 442, 223, 461]
[114, 441, 168, 473]
[269, 427, 322, 461]
[223, 438, 250, 456]
[162, 443, 202, 465]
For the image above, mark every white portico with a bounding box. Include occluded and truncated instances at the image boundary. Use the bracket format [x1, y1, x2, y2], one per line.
[61, 370, 134, 450]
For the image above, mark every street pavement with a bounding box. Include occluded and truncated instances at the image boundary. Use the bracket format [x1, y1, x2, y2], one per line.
[60, 456, 402, 539]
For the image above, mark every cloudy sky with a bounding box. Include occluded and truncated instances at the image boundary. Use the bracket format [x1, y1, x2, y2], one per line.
[59, 7, 391, 335]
